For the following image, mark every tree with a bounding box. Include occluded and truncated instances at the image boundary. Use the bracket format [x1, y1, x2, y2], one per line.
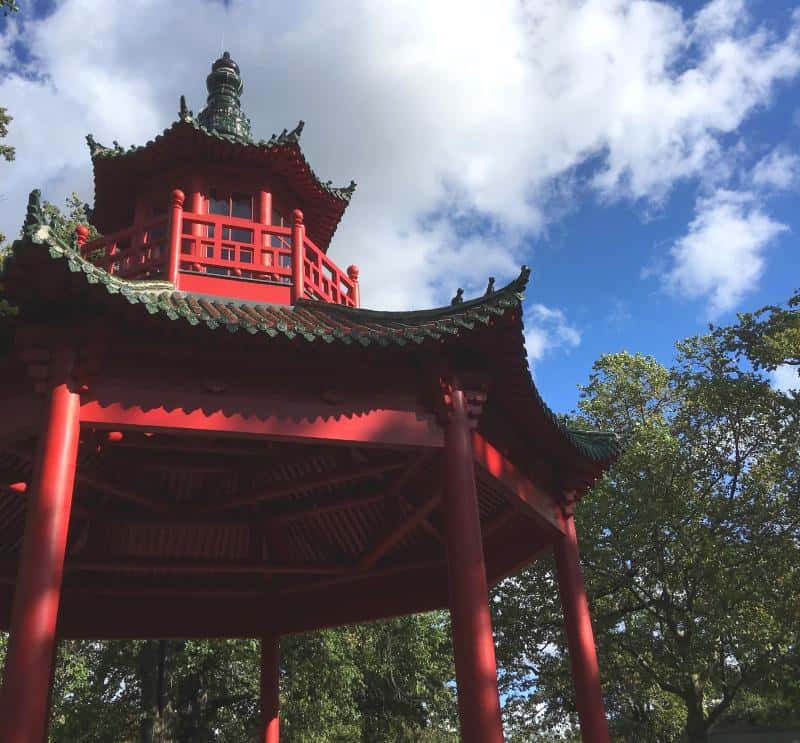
[28, 615, 456, 742]
[719, 288, 799, 377]
[0, 108, 14, 163]
[493, 296, 800, 742]
[1, 1, 20, 161]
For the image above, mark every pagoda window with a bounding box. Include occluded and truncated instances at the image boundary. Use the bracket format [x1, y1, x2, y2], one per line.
[270, 207, 292, 250]
[208, 191, 253, 220]
[222, 226, 253, 243]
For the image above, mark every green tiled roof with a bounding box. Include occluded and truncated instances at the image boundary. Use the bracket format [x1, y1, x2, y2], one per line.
[3, 190, 620, 471]
[86, 116, 357, 204]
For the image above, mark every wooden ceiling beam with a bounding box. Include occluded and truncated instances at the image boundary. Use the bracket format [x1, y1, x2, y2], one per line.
[61, 558, 342, 576]
[196, 459, 405, 514]
[353, 451, 441, 571]
[355, 489, 441, 572]
[7, 446, 168, 514]
[471, 431, 565, 535]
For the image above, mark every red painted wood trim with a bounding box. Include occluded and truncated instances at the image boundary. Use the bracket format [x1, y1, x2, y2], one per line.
[80, 398, 444, 449]
[472, 431, 565, 534]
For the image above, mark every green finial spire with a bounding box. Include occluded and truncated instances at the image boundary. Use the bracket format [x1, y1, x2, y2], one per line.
[197, 51, 252, 142]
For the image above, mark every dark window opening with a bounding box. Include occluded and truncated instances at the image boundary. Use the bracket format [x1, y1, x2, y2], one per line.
[222, 227, 253, 243]
[272, 208, 290, 227]
[209, 191, 253, 220]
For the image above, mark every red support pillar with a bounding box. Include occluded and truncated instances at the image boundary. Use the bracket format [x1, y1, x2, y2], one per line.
[0, 347, 81, 743]
[259, 190, 272, 226]
[167, 188, 185, 288]
[260, 633, 280, 743]
[553, 512, 610, 743]
[291, 209, 305, 304]
[441, 384, 504, 743]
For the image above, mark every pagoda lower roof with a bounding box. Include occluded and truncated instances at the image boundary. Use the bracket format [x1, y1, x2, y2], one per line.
[87, 117, 355, 251]
[1, 199, 620, 495]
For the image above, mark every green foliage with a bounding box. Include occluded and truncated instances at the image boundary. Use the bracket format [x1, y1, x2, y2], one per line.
[0, 107, 14, 162]
[41, 193, 99, 244]
[494, 297, 800, 743]
[0, 193, 97, 318]
[29, 615, 457, 742]
[719, 288, 800, 374]
[1, 0, 20, 15]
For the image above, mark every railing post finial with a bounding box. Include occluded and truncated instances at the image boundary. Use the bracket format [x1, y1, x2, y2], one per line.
[75, 224, 90, 251]
[347, 265, 361, 308]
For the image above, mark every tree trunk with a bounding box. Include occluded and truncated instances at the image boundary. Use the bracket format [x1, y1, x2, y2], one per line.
[685, 691, 708, 743]
[139, 640, 171, 743]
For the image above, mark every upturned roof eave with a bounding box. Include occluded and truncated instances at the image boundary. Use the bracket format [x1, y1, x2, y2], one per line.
[87, 118, 356, 203]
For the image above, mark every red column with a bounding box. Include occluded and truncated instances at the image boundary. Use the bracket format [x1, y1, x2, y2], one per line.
[260, 634, 280, 743]
[290, 209, 305, 303]
[0, 347, 81, 743]
[190, 184, 204, 236]
[553, 513, 610, 743]
[259, 190, 272, 225]
[167, 188, 185, 288]
[442, 385, 504, 743]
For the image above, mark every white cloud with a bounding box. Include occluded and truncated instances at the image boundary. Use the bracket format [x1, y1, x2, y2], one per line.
[664, 190, 787, 317]
[0, 1, 799, 309]
[752, 147, 800, 189]
[524, 303, 581, 364]
[770, 364, 799, 393]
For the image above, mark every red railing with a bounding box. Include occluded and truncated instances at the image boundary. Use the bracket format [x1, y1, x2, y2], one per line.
[179, 213, 294, 286]
[302, 235, 356, 305]
[80, 202, 359, 307]
[82, 215, 169, 280]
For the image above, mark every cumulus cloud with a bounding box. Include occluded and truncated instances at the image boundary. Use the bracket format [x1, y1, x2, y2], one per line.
[752, 147, 800, 189]
[770, 364, 800, 393]
[1, 0, 799, 311]
[664, 190, 787, 317]
[524, 304, 582, 364]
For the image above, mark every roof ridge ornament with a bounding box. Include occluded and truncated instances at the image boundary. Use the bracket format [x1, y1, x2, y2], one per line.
[178, 95, 194, 123]
[197, 51, 252, 143]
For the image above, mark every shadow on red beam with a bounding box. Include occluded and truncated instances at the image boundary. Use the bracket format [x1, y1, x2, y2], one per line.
[80, 398, 444, 449]
[472, 431, 565, 535]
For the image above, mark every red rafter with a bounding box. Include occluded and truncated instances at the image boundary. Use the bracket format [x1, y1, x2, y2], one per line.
[196, 460, 405, 514]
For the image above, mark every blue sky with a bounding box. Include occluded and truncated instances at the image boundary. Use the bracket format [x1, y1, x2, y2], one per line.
[1, 0, 798, 414]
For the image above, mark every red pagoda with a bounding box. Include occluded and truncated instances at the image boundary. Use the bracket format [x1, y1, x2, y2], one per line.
[0, 53, 619, 742]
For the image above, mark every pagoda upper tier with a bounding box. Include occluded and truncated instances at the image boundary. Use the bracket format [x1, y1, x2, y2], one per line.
[81, 52, 359, 306]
